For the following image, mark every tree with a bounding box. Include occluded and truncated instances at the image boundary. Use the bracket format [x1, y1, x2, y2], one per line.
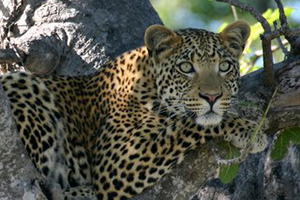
[0, 0, 300, 199]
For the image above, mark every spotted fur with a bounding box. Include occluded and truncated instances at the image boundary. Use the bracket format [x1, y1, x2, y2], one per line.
[0, 21, 267, 200]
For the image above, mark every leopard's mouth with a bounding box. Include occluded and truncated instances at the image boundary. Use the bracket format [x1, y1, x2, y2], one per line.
[195, 112, 223, 126]
[186, 109, 223, 126]
[156, 100, 224, 126]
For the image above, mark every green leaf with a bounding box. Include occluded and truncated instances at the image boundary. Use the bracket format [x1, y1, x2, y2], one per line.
[284, 7, 294, 18]
[271, 127, 300, 161]
[218, 141, 240, 183]
[219, 162, 239, 184]
[270, 133, 289, 160]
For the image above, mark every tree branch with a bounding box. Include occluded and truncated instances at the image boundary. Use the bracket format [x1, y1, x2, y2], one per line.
[216, 0, 276, 87]
[274, 0, 289, 28]
[273, 21, 289, 57]
[231, 6, 238, 21]
[0, 48, 25, 64]
[241, 39, 289, 76]
[263, 26, 300, 41]
[215, 0, 271, 32]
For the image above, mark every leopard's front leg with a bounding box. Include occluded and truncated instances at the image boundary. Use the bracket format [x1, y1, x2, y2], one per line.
[198, 114, 268, 165]
[178, 114, 268, 164]
[219, 115, 267, 153]
[181, 114, 267, 153]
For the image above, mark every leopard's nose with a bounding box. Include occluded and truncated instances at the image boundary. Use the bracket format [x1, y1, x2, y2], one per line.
[199, 93, 222, 104]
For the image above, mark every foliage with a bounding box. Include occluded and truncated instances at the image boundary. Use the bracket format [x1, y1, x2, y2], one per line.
[239, 7, 294, 75]
[271, 127, 300, 160]
[218, 141, 240, 183]
[218, 126, 300, 183]
[150, 0, 298, 29]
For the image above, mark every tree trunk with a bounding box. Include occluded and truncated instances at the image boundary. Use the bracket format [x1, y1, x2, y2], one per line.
[0, 0, 162, 75]
[1, 0, 300, 200]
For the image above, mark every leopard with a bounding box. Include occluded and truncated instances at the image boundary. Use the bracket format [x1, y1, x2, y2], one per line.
[0, 21, 267, 200]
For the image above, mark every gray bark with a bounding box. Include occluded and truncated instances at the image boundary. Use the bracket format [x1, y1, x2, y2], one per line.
[0, 0, 162, 75]
[1, 0, 300, 200]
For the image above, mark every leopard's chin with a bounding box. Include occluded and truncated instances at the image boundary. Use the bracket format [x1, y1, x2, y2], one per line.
[195, 112, 222, 127]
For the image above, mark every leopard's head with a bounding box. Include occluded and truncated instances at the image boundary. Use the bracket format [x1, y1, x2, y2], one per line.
[145, 21, 250, 126]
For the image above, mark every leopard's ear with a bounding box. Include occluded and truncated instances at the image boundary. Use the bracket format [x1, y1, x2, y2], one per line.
[220, 21, 250, 57]
[145, 25, 182, 59]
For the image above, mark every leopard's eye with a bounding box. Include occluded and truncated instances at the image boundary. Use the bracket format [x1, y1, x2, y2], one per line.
[178, 62, 195, 74]
[219, 62, 231, 73]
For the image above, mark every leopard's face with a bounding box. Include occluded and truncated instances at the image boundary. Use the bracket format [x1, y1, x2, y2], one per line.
[155, 35, 239, 126]
[145, 22, 250, 126]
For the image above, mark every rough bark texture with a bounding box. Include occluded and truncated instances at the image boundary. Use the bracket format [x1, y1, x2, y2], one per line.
[0, 0, 162, 75]
[1, 0, 300, 200]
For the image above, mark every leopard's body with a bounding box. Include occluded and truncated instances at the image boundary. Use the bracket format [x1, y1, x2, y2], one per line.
[0, 21, 267, 200]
